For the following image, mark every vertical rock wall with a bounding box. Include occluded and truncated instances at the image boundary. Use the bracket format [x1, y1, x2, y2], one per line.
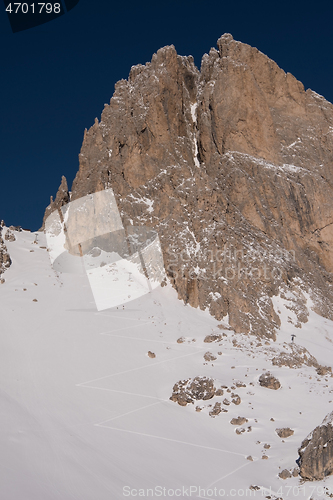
[43, 35, 333, 337]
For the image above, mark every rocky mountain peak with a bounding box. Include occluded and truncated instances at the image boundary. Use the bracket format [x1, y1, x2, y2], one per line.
[43, 34, 333, 337]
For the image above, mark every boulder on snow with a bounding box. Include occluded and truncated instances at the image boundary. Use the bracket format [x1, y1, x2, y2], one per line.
[259, 372, 281, 390]
[230, 416, 248, 426]
[231, 394, 241, 405]
[204, 333, 223, 343]
[170, 376, 215, 406]
[204, 351, 217, 362]
[276, 428, 294, 438]
[209, 402, 222, 417]
[279, 469, 292, 480]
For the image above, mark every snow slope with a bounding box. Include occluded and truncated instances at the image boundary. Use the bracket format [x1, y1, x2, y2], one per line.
[1, 229, 333, 500]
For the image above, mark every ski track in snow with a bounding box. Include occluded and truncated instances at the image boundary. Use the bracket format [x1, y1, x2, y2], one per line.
[78, 324, 252, 465]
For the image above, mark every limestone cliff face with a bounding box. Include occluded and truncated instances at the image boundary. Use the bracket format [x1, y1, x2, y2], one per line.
[44, 34, 333, 337]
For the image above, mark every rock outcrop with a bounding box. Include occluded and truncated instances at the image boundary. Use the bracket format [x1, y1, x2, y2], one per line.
[42, 175, 70, 229]
[272, 343, 332, 374]
[4, 229, 16, 242]
[279, 469, 292, 480]
[230, 416, 248, 425]
[204, 333, 223, 343]
[170, 377, 216, 406]
[276, 428, 294, 438]
[209, 402, 222, 417]
[43, 34, 333, 337]
[258, 372, 281, 390]
[0, 222, 11, 282]
[298, 411, 333, 480]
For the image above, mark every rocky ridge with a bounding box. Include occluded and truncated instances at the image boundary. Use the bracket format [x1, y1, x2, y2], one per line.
[43, 34, 333, 337]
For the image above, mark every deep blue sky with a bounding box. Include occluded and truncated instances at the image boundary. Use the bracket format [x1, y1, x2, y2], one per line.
[1, 0, 333, 231]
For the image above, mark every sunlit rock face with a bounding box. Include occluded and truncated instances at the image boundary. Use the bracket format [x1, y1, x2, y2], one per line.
[44, 34, 333, 337]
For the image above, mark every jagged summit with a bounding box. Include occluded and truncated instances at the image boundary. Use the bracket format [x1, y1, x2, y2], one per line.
[42, 175, 70, 228]
[218, 32, 233, 41]
[43, 34, 333, 337]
